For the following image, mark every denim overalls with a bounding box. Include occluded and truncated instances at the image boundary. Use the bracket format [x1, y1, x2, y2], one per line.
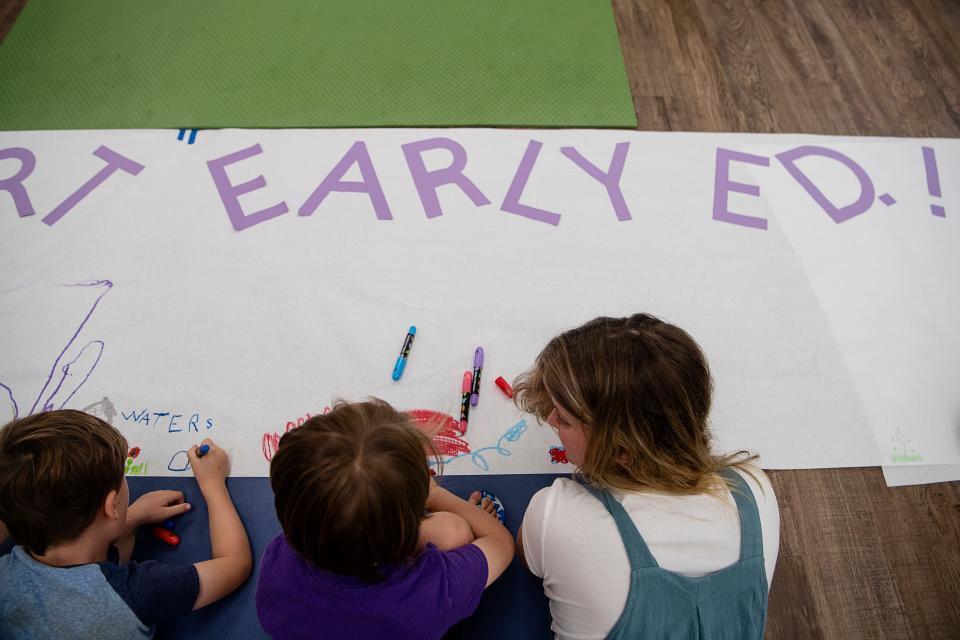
[581, 469, 768, 639]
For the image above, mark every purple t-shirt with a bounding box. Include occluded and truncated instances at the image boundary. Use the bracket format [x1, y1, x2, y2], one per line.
[255, 533, 488, 640]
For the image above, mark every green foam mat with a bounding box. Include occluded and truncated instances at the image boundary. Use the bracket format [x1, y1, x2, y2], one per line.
[0, 0, 636, 130]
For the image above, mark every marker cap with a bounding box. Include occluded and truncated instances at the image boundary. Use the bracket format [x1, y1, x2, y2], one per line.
[152, 526, 180, 546]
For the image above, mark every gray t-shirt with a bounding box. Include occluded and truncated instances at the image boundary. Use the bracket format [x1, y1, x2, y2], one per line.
[0, 545, 199, 639]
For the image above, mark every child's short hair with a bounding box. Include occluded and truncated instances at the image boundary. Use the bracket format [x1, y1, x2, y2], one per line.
[0, 409, 128, 554]
[270, 399, 432, 583]
[514, 313, 754, 495]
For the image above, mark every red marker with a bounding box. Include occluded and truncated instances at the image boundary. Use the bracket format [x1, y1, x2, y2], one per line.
[494, 376, 513, 398]
[152, 526, 180, 546]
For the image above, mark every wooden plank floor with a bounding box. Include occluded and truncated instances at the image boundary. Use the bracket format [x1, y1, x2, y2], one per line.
[3, 1, 959, 638]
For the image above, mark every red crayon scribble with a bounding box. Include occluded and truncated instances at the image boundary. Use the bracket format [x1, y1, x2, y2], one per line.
[261, 412, 315, 461]
[261, 408, 470, 462]
[127, 447, 140, 460]
[408, 409, 471, 457]
[549, 446, 568, 464]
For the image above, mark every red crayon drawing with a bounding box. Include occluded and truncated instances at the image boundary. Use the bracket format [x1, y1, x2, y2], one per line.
[127, 447, 140, 460]
[260, 407, 470, 462]
[549, 446, 568, 464]
[408, 409, 472, 457]
[261, 411, 315, 462]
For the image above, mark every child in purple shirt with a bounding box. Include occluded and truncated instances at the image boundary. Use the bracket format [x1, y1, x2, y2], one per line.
[256, 399, 514, 640]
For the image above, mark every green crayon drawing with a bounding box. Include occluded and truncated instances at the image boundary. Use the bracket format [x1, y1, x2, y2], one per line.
[890, 427, 923, 463]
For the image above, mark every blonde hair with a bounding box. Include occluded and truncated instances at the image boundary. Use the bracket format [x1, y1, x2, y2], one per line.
[514, 313, 756, 495]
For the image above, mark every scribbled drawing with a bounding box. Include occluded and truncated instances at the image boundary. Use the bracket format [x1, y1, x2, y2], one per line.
[260, 407, 471, 463]
[0, 279, 112, 422]
[408, 410, 471, 457]
[167, 450, 191, 472]
[125, 445, 148, 475]
[261, 411, 320, 462]
[430, 419, 527, 472]
[82, 396, 118, 425]
[548, 446, 568, 464]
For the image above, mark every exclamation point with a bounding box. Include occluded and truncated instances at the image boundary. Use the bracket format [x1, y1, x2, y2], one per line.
[921, 146, 946, 217]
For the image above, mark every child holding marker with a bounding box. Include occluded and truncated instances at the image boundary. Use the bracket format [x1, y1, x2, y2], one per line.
[0, 410, 252, 638]
[256, 399, 513, 640]
[514, 314, 780, 640]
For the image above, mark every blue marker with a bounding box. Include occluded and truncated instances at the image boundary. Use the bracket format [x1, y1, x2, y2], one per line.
[392, 326, 417, 381]
[197, 443, 210, 457]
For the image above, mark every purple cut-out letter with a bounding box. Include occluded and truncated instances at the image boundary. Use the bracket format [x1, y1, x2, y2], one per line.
[401, 137, 490, 218]
[776, 145, 875, 224]
[560, 142, 632, 221]
[299, 141, 392, 220]
[712, 148, 770, 230]
[0, 147, 37, 217]
[501, 140, 561, 226]
[922, 146, 946, 217]
[207, 144, 289, 232]
[42, 147, 145, 226]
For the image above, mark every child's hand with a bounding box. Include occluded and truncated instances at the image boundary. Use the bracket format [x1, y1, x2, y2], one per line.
[188, 438, 230, 489]
[127, 490, 191, 528]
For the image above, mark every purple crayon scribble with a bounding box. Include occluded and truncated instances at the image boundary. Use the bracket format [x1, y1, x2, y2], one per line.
[0, 279, 113, 421]
[879, 193, 896, 206]
[0, 382, 17, 420]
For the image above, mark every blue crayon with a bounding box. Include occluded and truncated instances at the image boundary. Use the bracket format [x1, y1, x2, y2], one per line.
[197, 443, 210, 457]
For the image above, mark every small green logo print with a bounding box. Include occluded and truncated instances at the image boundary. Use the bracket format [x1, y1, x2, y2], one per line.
[890, 427, 923, 463]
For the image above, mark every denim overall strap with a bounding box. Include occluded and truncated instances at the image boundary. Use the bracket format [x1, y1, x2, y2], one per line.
[719, 468, 764, 560]
[579, 482, 659, 569]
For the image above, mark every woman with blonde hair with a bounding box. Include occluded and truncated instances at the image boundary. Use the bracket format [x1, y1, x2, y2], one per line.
[515, 313, 779, 640]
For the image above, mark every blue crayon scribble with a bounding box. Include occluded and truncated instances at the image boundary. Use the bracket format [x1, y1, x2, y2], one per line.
[167, 450, 192, 472]
[430, 419, 528, 472]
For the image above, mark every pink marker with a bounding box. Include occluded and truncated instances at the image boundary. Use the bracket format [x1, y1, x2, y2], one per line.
[459, 371, 473, 432]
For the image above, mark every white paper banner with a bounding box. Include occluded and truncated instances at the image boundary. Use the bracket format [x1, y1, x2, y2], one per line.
[1, 129, 956, 477]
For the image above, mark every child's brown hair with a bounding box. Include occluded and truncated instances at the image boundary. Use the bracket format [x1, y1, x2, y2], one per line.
[514, 313, 756, 495]
[269, 399, 433, 582]
[0, 409, 128, 554]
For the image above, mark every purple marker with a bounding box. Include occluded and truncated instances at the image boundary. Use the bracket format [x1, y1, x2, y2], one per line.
[470, 347, 484, 407]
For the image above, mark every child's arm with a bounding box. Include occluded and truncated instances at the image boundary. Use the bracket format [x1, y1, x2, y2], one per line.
[426, 482, 514, 587]
[187, 439, 253, 610]
[116, 490, 191, 563]
[418, 511, 474, 551]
